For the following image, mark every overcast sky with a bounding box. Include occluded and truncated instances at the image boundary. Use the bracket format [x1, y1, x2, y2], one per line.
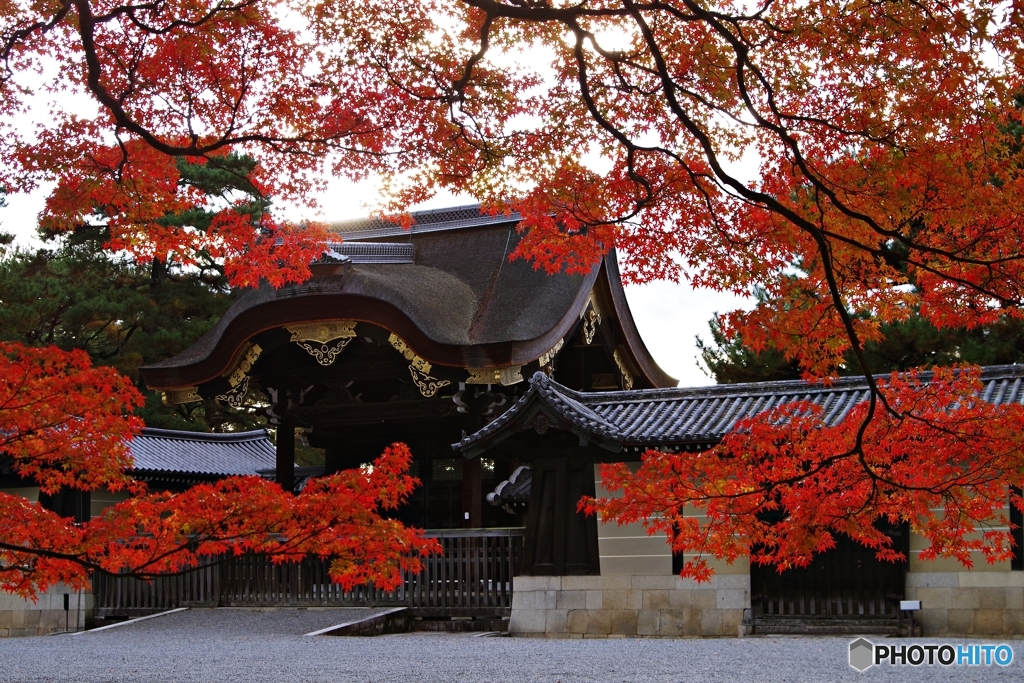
[1, 177, 751, 387]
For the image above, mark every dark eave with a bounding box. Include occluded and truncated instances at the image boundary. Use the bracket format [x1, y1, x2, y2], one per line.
[454, 366, 1024, 458]
[140, 205, 675, 391]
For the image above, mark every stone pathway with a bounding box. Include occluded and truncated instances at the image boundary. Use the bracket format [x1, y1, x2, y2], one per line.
[0, 608, 1019, 682]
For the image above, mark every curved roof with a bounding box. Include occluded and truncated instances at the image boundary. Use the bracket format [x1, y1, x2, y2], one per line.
[141, 205, 675, 390]
[130, 428, 277, 477]
[454, 366, 1024, 457]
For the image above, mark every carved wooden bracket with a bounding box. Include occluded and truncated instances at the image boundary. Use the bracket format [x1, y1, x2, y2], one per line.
[580, 294, 603, 344]
[287, 321, 357, 366]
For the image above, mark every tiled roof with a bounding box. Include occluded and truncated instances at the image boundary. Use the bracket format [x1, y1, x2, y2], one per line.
[455, 365, 1024, 455]
[330, 204, 520, 241]
[130, 428, 277, 477]
[141, 203, 676, 390]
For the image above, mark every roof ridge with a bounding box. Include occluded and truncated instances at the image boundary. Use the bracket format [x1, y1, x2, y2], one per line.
[328, 204, 521, 241]
[138, 428, 271, 443]
[569, 364, 1024, 405]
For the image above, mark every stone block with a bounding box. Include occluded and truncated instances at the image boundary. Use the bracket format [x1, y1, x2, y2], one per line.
[916, 587, 953, 609]
[721, 609, 742, 636]
[539, 591, 558, 609]
[717, 589, 747, 610]
[13, 610, 39, 628]
[683, 609, 703, 637]
[545, 609, 568, 634]
[947, 609, 975, 634]
[716, 574, 750, 590]
[700, 608, 723, 636]
[586, 591, 603, 610]
[567, 610, 588, 634]
[587, 610, 612, 635]
[659, 609, 685, 637]
[631, 575, 677, 590]
[917, 609, 948, 636]
[556, 591, 586, 610]
[610, 610, 638, 635]
[0, 629, 7, 638]
[509, 609, 546, 634]
[1003, 609, 1024, 635]
[599, 575, 633, 590]
[602, 590, 628, 610]
[951, 589, 980, 610]
[977, 588, 1005, 609]
[973, 609, 1004, 635]
[8, 629, 35, 638]
[515, 576, 561, 591]
[561, 576, 600, 591]
[626, 590, 643, 609]
[668, 590, 690, 609]
[905, 572, 958, 588]
[959, 572, 1016, 588]
[691, 590, 717, 610]
[511, 591, 537, 610]
[637, 610, 660, 636]
[675, 575, 717, 590]
[1006, 588, 1024, 610]
[643, 590, 670, 610]
[39, 610, 63, 630]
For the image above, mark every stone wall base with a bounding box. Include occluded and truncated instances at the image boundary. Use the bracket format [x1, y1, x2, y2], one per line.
[0, 587, 93, 638]
[510, 574, 749, 638]
[906, 572, 1024, 636]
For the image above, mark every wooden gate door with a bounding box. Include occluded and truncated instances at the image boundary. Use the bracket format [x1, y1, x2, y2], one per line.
[521, 455, 601, 576]
[751, 528, 907, 628]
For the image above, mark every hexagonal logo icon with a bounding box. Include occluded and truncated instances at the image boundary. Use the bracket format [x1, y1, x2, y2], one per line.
[849, 638, 874, 671]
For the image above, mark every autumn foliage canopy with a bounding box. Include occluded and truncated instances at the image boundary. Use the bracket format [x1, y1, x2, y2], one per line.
[1, 341, 436, 597]
[2, 0, 1024, 587]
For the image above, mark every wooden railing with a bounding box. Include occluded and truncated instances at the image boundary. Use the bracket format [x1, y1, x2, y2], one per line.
[94, 528, 524, 617]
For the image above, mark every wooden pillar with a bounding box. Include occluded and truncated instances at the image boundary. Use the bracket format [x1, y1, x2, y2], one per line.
[276, 421, 295, 494]
[462, 457, 482, 528]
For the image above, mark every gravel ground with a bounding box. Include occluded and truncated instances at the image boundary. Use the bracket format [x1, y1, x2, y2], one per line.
[0, 608, 1020, 682]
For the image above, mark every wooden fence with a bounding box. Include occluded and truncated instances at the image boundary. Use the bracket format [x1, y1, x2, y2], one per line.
[94, 528, 524, 618]
[751, 532, 904, 622]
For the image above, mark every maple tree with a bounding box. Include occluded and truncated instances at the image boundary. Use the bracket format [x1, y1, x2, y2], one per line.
[0, 341, 437, 596]
[2, 0, 1024, 583]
